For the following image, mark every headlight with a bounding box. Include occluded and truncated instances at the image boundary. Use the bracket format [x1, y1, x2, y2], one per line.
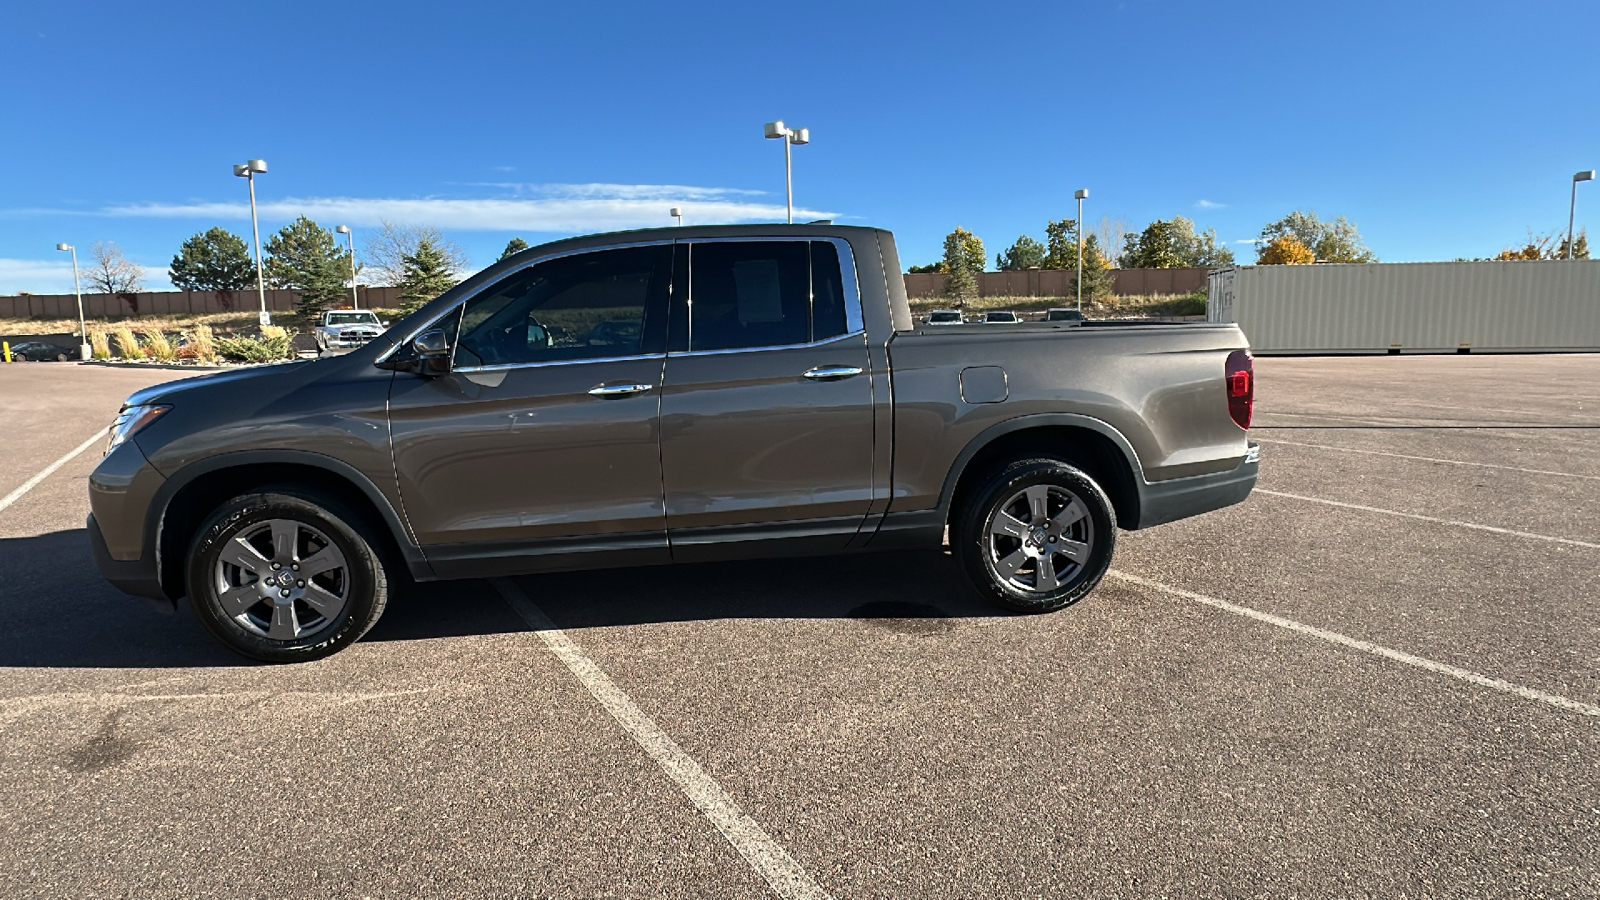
[106, 404, 170, 455]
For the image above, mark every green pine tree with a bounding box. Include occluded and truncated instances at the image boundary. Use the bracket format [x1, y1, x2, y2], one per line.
[262, 215, 355, 319]
[499, 237, 530, 260]
[169, 228, 255, 291]
[398, 238, 461, 313]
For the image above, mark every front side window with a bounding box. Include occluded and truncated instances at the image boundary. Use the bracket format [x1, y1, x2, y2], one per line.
[453, 245, 670, 368]
[688, 241, 851, 352]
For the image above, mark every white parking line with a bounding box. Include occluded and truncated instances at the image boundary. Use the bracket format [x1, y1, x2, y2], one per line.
[0, 427, 109, 514]
[1107, 570, 1600, 718]
[1254, 489, 1600, 550]
[1255, 437, 1600, 481]
[492, 578, 832, 900]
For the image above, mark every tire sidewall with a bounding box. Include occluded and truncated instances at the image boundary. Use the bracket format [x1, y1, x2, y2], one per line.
[957, 460, 1116, 613]
[186, 492, 385, 663]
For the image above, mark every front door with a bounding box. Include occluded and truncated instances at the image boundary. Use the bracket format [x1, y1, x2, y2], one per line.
[387, 243, 675, 576]
[659, 239, 876, 556]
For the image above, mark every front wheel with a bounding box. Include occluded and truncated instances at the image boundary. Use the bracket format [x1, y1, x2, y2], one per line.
[186, 491, 388, 662]
[955, 459, 1116, 614]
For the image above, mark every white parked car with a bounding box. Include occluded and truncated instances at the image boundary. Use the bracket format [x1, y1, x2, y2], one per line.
[925, 310, 965, 325]
[982, 310, 1021, 324]
[314, 309, 388, 355]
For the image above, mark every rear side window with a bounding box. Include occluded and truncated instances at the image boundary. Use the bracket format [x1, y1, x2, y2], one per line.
[688, 241, 851, 351]
[453, 245, 670, 368]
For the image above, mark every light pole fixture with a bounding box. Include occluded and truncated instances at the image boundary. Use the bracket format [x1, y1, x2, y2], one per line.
[1569, 170, 1595, 260]
[335, 225, 359, 308]
[669, 207, 683, 226]
[1074, 188, 1089, 313]
[764, 120, 810, 224]
[233, 158, 270, 325]
[55, 243, 89, 360]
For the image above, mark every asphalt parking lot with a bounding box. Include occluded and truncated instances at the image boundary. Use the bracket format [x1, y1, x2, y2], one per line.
[2, 354, 1596, 898]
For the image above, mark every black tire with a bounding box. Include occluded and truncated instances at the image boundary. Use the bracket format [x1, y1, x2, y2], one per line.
[955, 458, 1116, 614]
[12, 353, 26, 362]
[186, 490, 388, 662]
[56, 353, 70, 362]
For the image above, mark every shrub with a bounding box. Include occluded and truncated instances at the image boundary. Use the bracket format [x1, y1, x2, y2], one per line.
[112, 326, 144, 360]
[141, 327, 176, 362]
[89, 331, 111, 360]
[178, 323, 219, 364]
[215, 325, 294, 364]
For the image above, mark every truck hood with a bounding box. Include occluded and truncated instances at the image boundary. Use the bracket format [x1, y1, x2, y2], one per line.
[121, 361, 314, 408]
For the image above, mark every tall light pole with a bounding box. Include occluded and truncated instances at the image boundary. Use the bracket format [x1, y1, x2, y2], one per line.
[763, 120, 810, 224]
[233, 159, 270, 325]
[1074, 188, 1089, 313]
[1568, 170, 1595, 259]
[335, 225, 359, 308]
[55, 243, 89, 360]
[669, 207, 683, 226]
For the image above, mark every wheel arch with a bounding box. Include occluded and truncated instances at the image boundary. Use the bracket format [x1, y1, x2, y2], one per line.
[939, 414, 1146, 532]
[150, 450, 429, 600]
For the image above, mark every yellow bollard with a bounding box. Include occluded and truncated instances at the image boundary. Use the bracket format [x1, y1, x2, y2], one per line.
[2, 341, 9, 363]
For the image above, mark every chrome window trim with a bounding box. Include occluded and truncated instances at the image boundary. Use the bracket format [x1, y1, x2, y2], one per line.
[667, 329, 866, 358]
[374, 238, 678, 366]
[452, 352, 666, 374]
[681, 236, 864, 347]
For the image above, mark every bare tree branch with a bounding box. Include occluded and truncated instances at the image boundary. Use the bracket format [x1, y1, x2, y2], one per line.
[361, 220, 472, 287]
[85, 241, 145, 294]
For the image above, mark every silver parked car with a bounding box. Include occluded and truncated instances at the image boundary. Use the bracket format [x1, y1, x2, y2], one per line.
[982, 310, 1021, 324]
[925, 309, 965, 325]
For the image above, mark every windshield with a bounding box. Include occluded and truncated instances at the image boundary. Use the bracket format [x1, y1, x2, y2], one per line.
[327, 312, 380, 326]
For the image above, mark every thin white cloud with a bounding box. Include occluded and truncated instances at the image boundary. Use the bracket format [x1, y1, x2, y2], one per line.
[1194, 199, 1226, 210]
[0, 258, 172, 295]
[1233, 238, 1265, 244]
[86, 185, 833, 233]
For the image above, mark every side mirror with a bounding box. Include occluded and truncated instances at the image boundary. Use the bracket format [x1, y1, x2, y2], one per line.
[413, 329, 452, 376]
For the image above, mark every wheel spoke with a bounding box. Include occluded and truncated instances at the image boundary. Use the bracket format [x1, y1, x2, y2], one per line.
[1024, 486, 1050, 524]
[218, 584, 259, 616]
[218, 536, 269, 574]
[302, 583, 345, 618]
[994, 549, 1029, 581]
[1057, 539, 1091, 564]
[1051, 499, 1086, 530]
[270, 519, 298, 562]
[297, 545, 343, 578]
[1036, 552, 1061, 590]
[268, 602, 299, 640]
[990, 512, 1030, 540]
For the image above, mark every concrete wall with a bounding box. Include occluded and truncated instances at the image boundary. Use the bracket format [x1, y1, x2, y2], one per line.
[0, 287, 408, 320]
[903, 268, 1208, 299]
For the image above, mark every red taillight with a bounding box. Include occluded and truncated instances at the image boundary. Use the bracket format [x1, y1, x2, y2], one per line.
[1225, 349, 1253, 429]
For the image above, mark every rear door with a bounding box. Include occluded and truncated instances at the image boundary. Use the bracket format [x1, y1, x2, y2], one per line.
[658, 238, 875, 555]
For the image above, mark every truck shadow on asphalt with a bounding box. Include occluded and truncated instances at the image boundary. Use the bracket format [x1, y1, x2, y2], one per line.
[0, 529, 1001, 668]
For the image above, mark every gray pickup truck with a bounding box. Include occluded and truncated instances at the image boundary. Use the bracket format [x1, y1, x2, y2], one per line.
[89, 224, 1257, 662]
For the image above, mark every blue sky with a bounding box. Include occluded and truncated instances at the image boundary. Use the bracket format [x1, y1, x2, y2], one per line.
[2, 0, 1596, 294]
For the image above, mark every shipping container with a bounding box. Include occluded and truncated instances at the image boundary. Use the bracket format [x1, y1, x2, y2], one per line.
[1207, 260, 1600, 354]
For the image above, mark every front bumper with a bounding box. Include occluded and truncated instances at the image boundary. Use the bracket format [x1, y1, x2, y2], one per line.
[88, 513, 172, 608]
[1134, 442, 1260, 529]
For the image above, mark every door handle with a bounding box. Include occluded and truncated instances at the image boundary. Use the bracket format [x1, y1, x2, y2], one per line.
[587, 382, 653, 397]
[801, 365, 864, 381]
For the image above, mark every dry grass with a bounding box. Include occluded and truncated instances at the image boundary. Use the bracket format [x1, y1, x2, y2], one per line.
[0, 307, 407, 338]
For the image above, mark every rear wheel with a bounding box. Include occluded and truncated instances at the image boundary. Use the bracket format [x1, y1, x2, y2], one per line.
[955, 458, 1116, 613]
[186, 490, 388, 662]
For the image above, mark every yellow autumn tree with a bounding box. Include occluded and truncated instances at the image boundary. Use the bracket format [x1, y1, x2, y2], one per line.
[1258, 234, 1315, 265]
